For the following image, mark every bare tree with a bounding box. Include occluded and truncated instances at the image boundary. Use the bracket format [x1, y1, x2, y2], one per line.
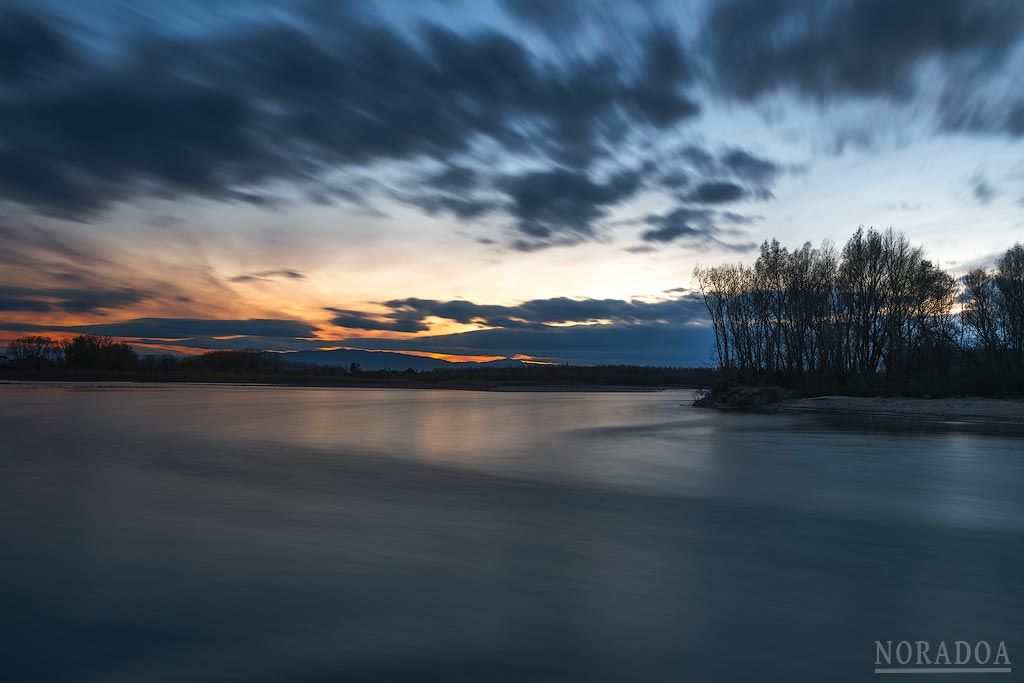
[995, 245, 1024, 367]
[694, 228, 961, 382]
[961, 268, 1003, 356]
[6, 336, 61, 368]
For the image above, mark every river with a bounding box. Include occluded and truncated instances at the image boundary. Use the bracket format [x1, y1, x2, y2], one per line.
[2, 384, 1022, 681]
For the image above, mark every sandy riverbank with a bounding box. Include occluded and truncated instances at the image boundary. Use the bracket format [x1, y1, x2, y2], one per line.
[778, 396, 1024, 426]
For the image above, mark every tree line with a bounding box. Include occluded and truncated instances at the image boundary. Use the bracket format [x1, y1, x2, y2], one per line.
[0, 339, 716, 388]
[1, 339, 295, 374]
[694, 227, 1024, 395]
[5, 334, 137, 370]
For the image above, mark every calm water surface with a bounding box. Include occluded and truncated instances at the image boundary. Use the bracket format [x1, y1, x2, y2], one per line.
[2, 385, 1022, 682]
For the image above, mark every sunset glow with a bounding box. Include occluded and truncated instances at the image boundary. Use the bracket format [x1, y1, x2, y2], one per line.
[2, 1, 1023, 367]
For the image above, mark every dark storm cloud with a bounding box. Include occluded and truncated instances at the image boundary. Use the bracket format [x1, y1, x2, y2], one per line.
[229, 269, 305, 283]
[395, 163, 501, 220]
[706, 0, 1024, 101]
[0, 223, 91, 266]
[659, 170, 689, 190]
[71, 319, 315, 337]
[327, 294, 708, 332]
[127, 335, 331, 352]
[658, 146, 785, 203]
[940, 96, 1024, 138]
[499, 0, 588, 33]
[4, 318, 320, 338]
[401, 193, 501, 221]
[720, 149, 782, 186]
[325, 308, 429, 333]
[499, 167, 643, 244]
[684, 181, 748, 204]
[970, 171, 998, 204]
[704, 0, 1024, 144]
[499, 0, 664, 44]
[0, 295, 51, 312]
[424, 165, 481, 193]
[720, 211, 761, 225]
[1008, 103, 1024, 136]
[0, 8, 698, 218]
[407, 143, 788, 246]
[637, 206, 758, 252]
[0, 5, 819, 252]
[626, 29, 699, 127]
[641, 208, 714, 243]
[678, 146, 716, 173]
[0, 285, 148, 313]
[0, 9, 76, 83]
[0, 75, 266, 217]
[641, 224, 696, 244]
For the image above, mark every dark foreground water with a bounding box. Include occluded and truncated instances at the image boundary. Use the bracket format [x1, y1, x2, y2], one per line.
[2, 384, 1022, 682]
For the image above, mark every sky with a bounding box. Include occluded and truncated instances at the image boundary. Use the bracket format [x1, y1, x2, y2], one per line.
[2, 0, 1024, 366]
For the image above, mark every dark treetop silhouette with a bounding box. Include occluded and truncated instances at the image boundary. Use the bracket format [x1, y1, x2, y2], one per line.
[694, 227, 1024, 397]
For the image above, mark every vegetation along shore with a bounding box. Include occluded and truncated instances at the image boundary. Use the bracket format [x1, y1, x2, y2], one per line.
[693, 228, 1024, 409]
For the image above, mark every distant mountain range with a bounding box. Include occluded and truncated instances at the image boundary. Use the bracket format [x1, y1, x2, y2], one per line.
[276, 348, 529, 371]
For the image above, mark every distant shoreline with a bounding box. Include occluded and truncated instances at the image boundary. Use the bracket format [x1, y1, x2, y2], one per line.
[0, 379, 685, 393]
[0, 364, 715, 392]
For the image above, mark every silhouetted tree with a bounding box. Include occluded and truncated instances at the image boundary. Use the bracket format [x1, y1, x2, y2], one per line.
[61, 335, 137, 370]
[695, 227, 958, 382]
[186, 350, 284, 373]
[6, 336, 61, 368]
[961, 244, 1024, 369]
[996, 245, 1024, 367]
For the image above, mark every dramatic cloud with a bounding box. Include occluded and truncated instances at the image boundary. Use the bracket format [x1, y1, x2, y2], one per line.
[425, 165, 481, 194]
[720, 149, 783, 187]
[499, 167, 644, 245]
[400, 193, 500, 222]
[0, 5, 820, 253]
[0, 9, 76, 84]
[0, 222, 97, 268]
[641, 208, 715, 243]
[0, 318, 319, 338]
[705, 0, 1024, 142]
[661, 146, 786, 203]
[0, 293, 50, 313]
[638, 207, 758, 252]
[0, 8, 698, 219]
[229, 269, 305, 283]
[1, 294, 715, 366]
[939, 96, 1024, 138]
[126, 335, 334, 352]
[407, 143, 786, 248]
[706, 0, 1024, 101]
[326, 308, 429, 333]
[3, 0, 1019, 369]
[499, 0, 589, 33]
[328, 294, 707, 332]
[970, 171, 998, 204]
[0, 285, 148, 313]
[684, 181, 748, 204]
